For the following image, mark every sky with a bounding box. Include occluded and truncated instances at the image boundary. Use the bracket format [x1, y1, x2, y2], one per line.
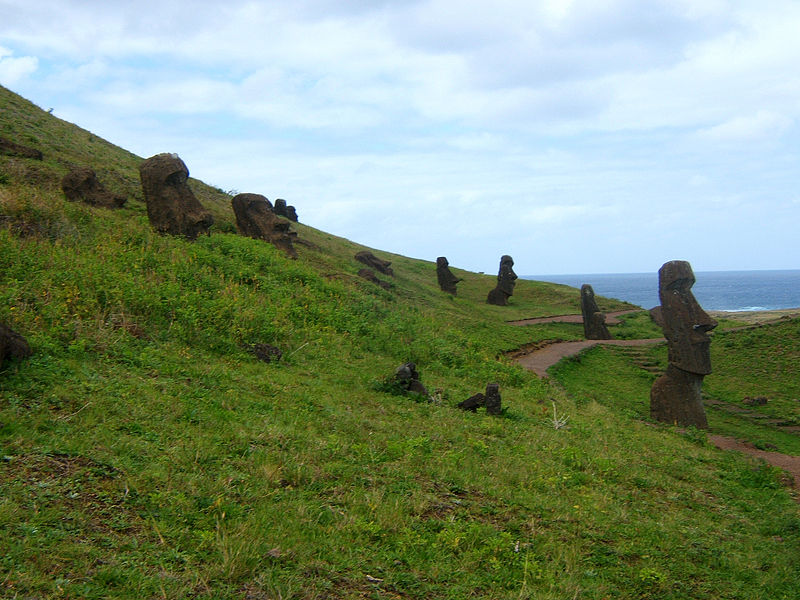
[1, 0, 798, 275]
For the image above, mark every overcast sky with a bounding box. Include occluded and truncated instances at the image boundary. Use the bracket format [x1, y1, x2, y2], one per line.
[1, 0, 798, 275]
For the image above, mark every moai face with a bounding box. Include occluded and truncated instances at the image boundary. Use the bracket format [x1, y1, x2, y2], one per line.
[658, 261, 717, 375]
[497, 255, 517, 295]
[581, 284, 600, 313]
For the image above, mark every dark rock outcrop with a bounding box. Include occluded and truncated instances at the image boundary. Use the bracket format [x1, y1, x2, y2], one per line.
[355, 251, 394, 276]
[580, 284, 612, 340]
[0, 322, 32, 368]
[650, 260, 717, 428]
[61, 167, 126, 208]
[436, 257, 462, 295]
[357, 268, 392, 290]
[486, 255, 517, 306]
[231, 193, 297, 258]
[138, 153, 213, 240]
[0, 137, 43, 160]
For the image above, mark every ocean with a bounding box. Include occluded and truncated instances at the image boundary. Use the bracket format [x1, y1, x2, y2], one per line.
[525, 270, 800, 312]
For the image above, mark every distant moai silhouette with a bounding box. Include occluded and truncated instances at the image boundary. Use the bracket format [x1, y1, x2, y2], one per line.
[487, 255, 517, 306]
[580, 284, 612, 340]
[436, 257, 462, 295]
[231, 193, 297, 258]
[650, 260, 717, 428]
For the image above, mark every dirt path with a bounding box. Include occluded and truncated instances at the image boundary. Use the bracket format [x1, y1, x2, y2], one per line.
[514, 337, 664, 377]
[710, 435, 800, 497]
[508, 309, 640, 327]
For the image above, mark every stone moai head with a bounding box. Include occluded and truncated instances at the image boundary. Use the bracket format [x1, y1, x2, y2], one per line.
[497, 255, 517, 295]
[658, 260, 717, 375]
[580, 284, 599, 313]
[138, 153, 213, 239]
[436, 257, 449, 269]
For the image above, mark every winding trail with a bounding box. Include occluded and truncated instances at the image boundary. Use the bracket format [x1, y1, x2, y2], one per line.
[511, 311, 800, 500]
[507, 309, 639, 327]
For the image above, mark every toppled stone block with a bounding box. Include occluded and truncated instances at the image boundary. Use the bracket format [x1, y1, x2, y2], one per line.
[61, 167, 126, 208]
[355, 251, 394, 276]
[487, 255, 517, 306]
[436, 257, 462, 295]
[0, 322, 32, 368]
[231, 193, 297, 258]
[138, 153, 213, 240]
[457, 383, 502, 415]
[358, 268, 392, 290]
[0, 136, 43, 160]
[457, 393, 485, 412]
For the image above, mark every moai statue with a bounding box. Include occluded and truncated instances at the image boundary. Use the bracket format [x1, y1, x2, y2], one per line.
[231, 193, 297, 258]
[355, 251, 394, 276]
[580, 284, 612, 340]
[61, 167, 126, 208]
[394, 362, 429, 397]
[650, 260, 717, 428]
[138, 153, 213, 240]
[456, 383, 502, 415]
[486, 255, 517, 306]
[273, 199, 299, 222]
[436, 257, 462, 295]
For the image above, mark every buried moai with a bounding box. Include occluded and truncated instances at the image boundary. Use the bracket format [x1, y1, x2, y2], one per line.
[138, 153, 213, 240]
[61, 167, 126, 208]
[355, 251, 394, 276]
[231, 193, 297, 258]
[457, 383, 502, 415]
[436, 257, 463, 295]
[394, 362, 429, 397]
[486, 255, 517, 306]
[650, 260, 717, 428]
[580, 284, 612, 340]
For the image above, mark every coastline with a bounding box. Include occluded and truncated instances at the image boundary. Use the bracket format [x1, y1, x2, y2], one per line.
[707, 308, 800, 326]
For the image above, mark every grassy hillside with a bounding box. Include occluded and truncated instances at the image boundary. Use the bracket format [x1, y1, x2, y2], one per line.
[2, 85, 799, 600]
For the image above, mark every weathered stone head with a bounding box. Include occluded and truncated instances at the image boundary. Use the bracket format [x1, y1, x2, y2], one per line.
[138, 153, 213, 240]
[650, 260, 716, 429]
[436, 256, 462, 295]
[580, 284, 612, 340]
[487, 255, 517, 305]
[658, 260, 717, 375]
[61, 167, 126, 208]
[231, 193, 297, 258]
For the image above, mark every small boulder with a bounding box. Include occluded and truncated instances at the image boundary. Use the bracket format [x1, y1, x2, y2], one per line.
[457, 383, 502, 415]
[138, 153, 213, 240]
[355, 251, 394, 276]
[61, 167, 126, 208]
[0, 322, 32, 368]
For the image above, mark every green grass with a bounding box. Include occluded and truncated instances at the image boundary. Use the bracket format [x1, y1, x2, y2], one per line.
[2, 84, 800, 599]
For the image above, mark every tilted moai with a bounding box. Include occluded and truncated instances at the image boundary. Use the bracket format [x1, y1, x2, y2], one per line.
[486, 255, 517, 306]
[231, 193, 297, 258]
[273, 199, 299, 223]
[650, 260, 717, 428]
[138, 153, 213, 240]
[355, 251, 394, 276]
[436, 257, 462, 295]
[61, 167, 126, 208]
[580, 284, 612, 340]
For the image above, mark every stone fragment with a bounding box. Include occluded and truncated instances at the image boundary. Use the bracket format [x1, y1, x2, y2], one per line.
[486, 255, 517, 306]
[580, 284, 612, 340]
[0, 322, 31, 368]
[394, 362, 429, 397]
[650, 260, 717, 428]
[457, 393, 485, 412]
[355, 251, 394, 276]
[251, 343, 282, 363]
[436, 257, 462, 295]
[61, 167, 126, 208]
[357, 268, 392, 290]
[138, 153, 213, 240]
[0, 137, 43, 160]
[231, 193, 297, 258]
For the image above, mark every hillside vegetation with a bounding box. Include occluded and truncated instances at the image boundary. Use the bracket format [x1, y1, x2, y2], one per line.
[2, 85, 799, 600]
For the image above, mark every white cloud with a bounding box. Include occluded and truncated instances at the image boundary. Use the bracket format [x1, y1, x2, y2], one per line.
[697, 110, 794, 143]
[0, 46, 37, 85]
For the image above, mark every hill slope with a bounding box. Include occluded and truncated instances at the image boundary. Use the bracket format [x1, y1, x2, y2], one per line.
[2, 85, 799, 600]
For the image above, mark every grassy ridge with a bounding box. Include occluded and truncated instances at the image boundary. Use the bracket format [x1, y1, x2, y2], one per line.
[2, 84, 800, 599]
